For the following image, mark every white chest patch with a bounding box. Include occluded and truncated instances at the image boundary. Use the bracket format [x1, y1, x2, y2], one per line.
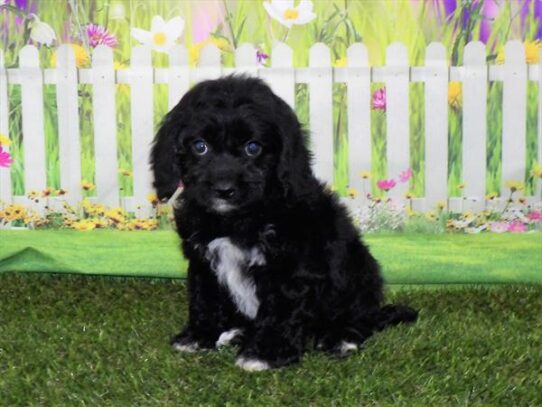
[206, 237, 265, 319]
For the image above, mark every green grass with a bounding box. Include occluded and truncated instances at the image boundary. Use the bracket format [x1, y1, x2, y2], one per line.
[1, 231, 541, 284]
[0, 274, 541, 405]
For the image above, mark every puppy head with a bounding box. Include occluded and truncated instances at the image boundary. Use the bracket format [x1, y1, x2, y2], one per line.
[151, 75, 313, 214]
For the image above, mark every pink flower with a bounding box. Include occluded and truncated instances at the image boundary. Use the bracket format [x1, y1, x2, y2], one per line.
[376, 179, 396, 191]
[527, 210, 542, 222]
[86, 24, 118, 48]
[507, 221, 527, 233]
[398, 168, 413, 183]
[489, 221, 509, 233]
[0, 146, 12, 168]
[372, 88, 386, 111]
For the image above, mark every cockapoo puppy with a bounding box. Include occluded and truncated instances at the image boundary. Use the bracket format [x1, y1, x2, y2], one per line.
[151, 75, 417, 371]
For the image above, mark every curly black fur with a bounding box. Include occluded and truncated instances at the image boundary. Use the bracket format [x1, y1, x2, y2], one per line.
[151, 75, 417, 370]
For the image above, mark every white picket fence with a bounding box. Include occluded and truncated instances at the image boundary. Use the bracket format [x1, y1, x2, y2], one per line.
[0, 41, 541, 216]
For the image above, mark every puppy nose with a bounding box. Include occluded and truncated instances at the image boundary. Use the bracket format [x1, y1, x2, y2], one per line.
[213, 183, 236, 199]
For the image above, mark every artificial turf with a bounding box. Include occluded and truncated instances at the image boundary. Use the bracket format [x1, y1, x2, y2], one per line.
[0, 274, 541, 406]
[1, 230, 541, 283]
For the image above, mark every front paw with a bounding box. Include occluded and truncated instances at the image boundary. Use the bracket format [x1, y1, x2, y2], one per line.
[236, 344, 300, 371]
[235, 355, 271, 372]
[170, 328, 217, 352]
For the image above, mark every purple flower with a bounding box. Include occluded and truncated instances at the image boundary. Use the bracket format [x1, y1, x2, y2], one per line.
[489, 221, 508, 233]
[521, 0, 542, 40]
[479, 0, 501, 44]
[256, 49, 269, 65]
[398, 168, 413, 183]
[507, 221, 527, 233]
[0, 146, 12, 168]
[86, 24, 118, 48]
[376, 179, 396, 191]
[372, 88, 386, 111]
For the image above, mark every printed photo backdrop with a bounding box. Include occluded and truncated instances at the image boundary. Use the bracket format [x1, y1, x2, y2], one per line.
[0, 0, 541, 235]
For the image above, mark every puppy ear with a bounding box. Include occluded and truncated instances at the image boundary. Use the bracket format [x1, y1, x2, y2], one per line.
[274, 95, 314, 201]
[150, 110, 183, 201]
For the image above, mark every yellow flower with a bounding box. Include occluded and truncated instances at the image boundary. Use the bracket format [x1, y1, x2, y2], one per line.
[72, 220, 96, 231]
[532, 162, 542, 179]
[405, 192, 414, 199]
[56, 189, 67, 196]
[0, 133, 11, 147]
[23, 211, 47, 227]
[81, 181, 95, 191]
[334, 57, 347, 68]
[0, 204, 27, 222]
[41, 187, 52, 197]
[436, 200, 447, 211]
[448, 82, 462, 109]
[461, 211, 474, 220]
[189, 36, 230, 66]
[27, 191, 40, 201]
[485, 192, 497, 201]
[50, 44, 90, 68]
[525, 40, 541, 64]
[457, 183, 465, 190]
[505, 180, 524, 193]
[147, 192, 159, 206]
[359, 171, 371, 180]
[91, 218, 108, 229]
[105, 208, 125, 224]
[119, 168, 133, 177]
[497, 40, 541, 65]
[126, 218, 158, 231]
[425, 211, 437, 221]
[347, 187, 359, 199]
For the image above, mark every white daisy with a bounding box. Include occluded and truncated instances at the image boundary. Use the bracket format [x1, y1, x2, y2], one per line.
[131, 15, 184, 53]
[263, 0, 316, 28]
[29, 15, 56, 47]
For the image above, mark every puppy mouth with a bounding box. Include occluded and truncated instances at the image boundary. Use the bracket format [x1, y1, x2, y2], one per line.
[211, 198, 238, 214]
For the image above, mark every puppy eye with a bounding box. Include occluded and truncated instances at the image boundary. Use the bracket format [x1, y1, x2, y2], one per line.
[245, 141, 262, 157]
[192, 140, 209, 155]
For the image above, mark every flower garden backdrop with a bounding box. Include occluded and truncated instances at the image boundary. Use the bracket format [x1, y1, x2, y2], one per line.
[0, 0, 541, 235]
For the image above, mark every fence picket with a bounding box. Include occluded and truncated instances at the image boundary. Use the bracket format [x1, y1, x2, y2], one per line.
[56, 45, 82, 206]
[235, 43, 258, 76]
[309, 43, 334, 185]
[385, 43, 410, 199]
[0, 49, 11, 205]
[19, 45, 46, 211]
[346, 43, 371, 201]
[462, 41, 487, 212]
[2, 41, 540, 218]
[424, 42, 449, 211]
[263, 42, 295, 109]
[92, 45, 119, 208]
[168, 45, 189, 111]
[195, 44, 222, 82]
[130, 46, 154, 217]
[502, 41, 527, 197]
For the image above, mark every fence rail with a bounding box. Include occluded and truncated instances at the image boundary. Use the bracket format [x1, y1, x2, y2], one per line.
[1, 41, 541, 216]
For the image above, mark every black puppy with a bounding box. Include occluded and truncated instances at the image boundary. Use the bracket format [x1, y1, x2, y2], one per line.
[151, 75, 417, 371]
